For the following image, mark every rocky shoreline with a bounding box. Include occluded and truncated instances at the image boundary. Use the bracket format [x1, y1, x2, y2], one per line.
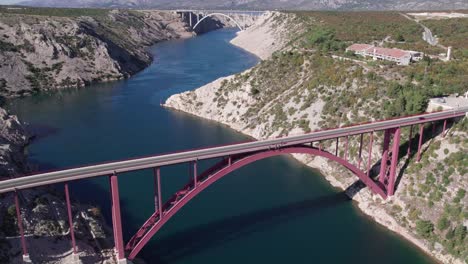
[0, 105, 119, 263]
[164, 12, 465, 264]
[0, 9, 196, 98]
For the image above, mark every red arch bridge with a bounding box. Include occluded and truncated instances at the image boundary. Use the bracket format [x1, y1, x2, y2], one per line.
[0, 107, 466, 263]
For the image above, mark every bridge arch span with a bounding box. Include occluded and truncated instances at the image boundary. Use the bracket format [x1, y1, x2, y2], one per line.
[126, 146, 386, 260]
[193, 13, 244, 31]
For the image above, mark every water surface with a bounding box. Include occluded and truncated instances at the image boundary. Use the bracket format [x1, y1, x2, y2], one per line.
[8, 29, 435, 264]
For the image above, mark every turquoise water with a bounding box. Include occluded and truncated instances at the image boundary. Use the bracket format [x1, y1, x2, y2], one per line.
[8, 29, 435, 263]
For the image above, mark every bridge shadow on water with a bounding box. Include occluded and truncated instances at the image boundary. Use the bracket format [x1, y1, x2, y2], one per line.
[142, 192, 350, 263]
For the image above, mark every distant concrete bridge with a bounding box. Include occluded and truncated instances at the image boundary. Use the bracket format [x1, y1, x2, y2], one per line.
[176, 10, 266, 31]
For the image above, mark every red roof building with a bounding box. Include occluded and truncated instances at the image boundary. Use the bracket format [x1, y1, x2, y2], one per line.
[346, 44, 417, 65]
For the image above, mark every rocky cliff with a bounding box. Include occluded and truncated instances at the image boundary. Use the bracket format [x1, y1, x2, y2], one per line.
[0, 106, 117, 263]
[0, 107, 29, 178]
[165, 11, 468, 264]
[0, 8, 194, 97]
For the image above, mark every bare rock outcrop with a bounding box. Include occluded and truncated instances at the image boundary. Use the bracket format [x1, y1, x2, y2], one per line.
[0, 9, 193, 97]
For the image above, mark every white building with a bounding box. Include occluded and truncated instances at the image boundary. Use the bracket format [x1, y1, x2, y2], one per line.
[346, 44, 423, 66]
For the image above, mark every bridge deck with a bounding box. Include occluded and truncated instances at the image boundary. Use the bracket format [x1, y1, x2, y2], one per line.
[0, 107, 466, 193]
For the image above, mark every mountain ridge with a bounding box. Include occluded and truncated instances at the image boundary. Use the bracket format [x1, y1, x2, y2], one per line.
[15, 0, 468, 11]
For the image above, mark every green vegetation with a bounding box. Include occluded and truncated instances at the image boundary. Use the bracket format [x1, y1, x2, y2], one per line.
[292, 11, 423, 44]
[436, 216, 450, 231]
[301, 26, 346, 52]
[423, 18, 468, 59]
[1, 205, 18, 236]
[416, 219, 434, 239]
[0, 40, 18, 52]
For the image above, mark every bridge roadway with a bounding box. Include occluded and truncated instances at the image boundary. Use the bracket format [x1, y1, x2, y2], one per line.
[0, 106, 466, 194]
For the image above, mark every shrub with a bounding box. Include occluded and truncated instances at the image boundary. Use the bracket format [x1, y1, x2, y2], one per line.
[415, 220, 434, 239]
[436, 216, 450, 231]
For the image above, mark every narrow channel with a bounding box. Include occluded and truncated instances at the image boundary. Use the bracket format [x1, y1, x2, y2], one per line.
[7, 29, 435, 263]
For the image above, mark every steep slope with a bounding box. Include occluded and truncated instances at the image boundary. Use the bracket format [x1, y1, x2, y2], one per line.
[165, 11, 468, 264]
[0, 8, 193, 97]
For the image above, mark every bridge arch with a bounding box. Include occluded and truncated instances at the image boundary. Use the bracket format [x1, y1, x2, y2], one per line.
[193, 13, 244, 31]
[126, 146, 386, 260]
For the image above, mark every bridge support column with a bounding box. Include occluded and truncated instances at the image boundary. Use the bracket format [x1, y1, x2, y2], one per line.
[344, 136, 349, 161]
[358, 134, 363, 169]
[110, 174, 125, 262]
[379, 129, 392, 184]
[193, 161, 198, 187]
[366, 132, 374, 178]
[14, 191, 30, 263]
[442, 119, 447, 137]
[378, 128, 402, 196]
[64, 183, 78, 256]
[154, 168, 163, 217]
[416, 124, 424, 162]
[407, 125, 413, 156]
[387, 128, 401, 196]
[335, 138, 339, 157]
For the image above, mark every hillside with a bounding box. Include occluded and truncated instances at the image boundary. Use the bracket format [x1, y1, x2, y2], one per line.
[15, 0, 468, 11]
[0, 7, 195, 98]
[165, 11, 468, 263]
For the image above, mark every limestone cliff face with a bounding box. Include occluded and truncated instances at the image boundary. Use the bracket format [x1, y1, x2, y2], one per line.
[0, 9, 193, 97]
[0, 107, 29, 178]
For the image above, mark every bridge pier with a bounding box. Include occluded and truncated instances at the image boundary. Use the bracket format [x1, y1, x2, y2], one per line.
[109, 174, 126, 263]
[14, 192, 30, 263]
[344, 136, 349, 161]
[379, 129, 392, 185]
[387, 128, 401, 196]
[64, 183, 78, 256]
[366, 132, 374, 178]
[358, 134, 364, 169]
[378, 128, 401, 196]
[193, 161, 198, 186]
[416, 124, 424, 162]
[153, 168, 163, 216]
[407, 125, 413, 156]
[442, 119, 447, 137]
[335, 138, 339, 156]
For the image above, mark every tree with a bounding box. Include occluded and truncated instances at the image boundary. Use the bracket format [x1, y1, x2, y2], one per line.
[416, 220, 434, 239]
[454, 225, 467, 242]
[396, 33, 405, 42]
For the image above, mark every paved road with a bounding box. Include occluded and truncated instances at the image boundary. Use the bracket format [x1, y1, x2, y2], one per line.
[0, 107, 466, 194]
[400, 13, 445, 48]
